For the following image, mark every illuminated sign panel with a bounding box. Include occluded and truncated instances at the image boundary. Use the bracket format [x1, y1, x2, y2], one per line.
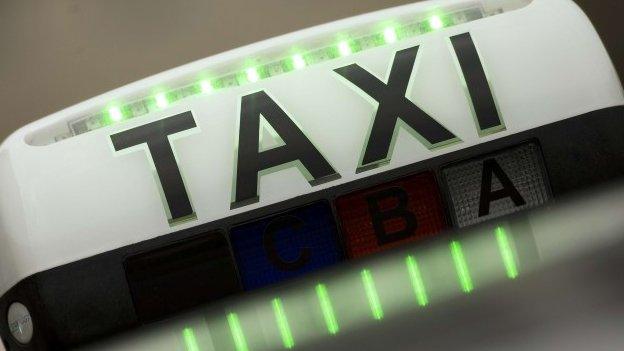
[335, 172, 448, 258]
[229, 201, 342, 290]
[442, 142, 551, 227]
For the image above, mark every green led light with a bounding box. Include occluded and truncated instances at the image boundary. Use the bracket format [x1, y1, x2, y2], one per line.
[292, 54, 306, 70]
[429, 15, 444, 30]
[272, 298, 295, 349]
[182, 328, 200, 351]
[246, 67, 260, 83]
[361, 269, 383, 320]
[496, 226, 519, 279]
[199, 79, 213, 93]
[155, 92, 169, 109]
[61, 5, 498, 144]
[450, 241, 473, 293]
[338, 41, 352, 57]
[108, 106, 123, 122]
[406, 255, 429, 306]
[383, 27, 397, 43]
[315, 284, 339, 335]
[227, 312, 249, 351]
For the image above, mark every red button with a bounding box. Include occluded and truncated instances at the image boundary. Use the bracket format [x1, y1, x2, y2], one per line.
[335, 171, 448, 259]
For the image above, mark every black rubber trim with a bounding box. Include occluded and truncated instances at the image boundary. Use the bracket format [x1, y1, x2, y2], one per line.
[1, 105, 624, 350]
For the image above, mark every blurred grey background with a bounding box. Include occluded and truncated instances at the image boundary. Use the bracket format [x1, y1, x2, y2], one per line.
[0, 0, 622, 141]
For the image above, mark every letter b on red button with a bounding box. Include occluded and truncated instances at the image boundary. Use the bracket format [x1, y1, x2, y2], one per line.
[335, 171, 448, 258]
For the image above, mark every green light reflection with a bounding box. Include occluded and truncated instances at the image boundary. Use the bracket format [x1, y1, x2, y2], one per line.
[406, 255, 429, 306]
[450, 241, 474, 293]
[496, 226, 519, 279]
[227, 312, 249, 351]
[272, 298, 295, 349]
[361, 269, 384, 320]
[315, 283, 340, 335]
[182, 327, 199, 351]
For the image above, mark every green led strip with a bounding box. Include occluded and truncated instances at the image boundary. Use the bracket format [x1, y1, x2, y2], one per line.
[272, 298, 295, 349]
[216, 233, 521, 350]
[182, 327, 200, 351]
[315, 283, 340, 335]
[361, 269, 384, 320]
[406, 255, 429, 306]
[56, 6, 491, 142]
[227, 312, 249, 351]
[495, 226, 519, 279]
[450, 241, 474, 293]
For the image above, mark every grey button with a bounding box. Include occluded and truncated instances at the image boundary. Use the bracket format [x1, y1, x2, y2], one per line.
[442, 143, 551, 227]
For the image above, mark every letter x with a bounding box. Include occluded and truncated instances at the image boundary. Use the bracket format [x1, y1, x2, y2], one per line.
[335, 46, 457, 171]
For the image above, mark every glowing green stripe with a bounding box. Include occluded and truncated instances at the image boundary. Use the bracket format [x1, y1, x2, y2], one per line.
[227, 313, 249, 351]
[182, 327, 200, 351]
[58, 6, 502, 144]
[495, 226, 518, 279]
[272, 298, 295, 349]
[406, 255, 429, 306]
[361, 269, 384, 320]
[315, 283, 339, 335]
[450, 241, 473, 293]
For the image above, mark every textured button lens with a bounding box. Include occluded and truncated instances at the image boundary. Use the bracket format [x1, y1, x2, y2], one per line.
[442, 142, 551, 227]
[335, 171, 448, 259]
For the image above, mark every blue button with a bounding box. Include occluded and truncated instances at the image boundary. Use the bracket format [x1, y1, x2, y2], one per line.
[230, 201, 342, 290]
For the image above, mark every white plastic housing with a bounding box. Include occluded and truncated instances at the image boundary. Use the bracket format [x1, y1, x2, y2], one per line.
[0, 0, 622, 296]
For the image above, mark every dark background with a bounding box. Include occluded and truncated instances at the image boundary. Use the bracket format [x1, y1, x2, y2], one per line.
[0, 0, 621, 141]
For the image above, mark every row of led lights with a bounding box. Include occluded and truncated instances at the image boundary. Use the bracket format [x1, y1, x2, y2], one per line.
[105, 15, 446, 124]
[182, 226, 517, 351]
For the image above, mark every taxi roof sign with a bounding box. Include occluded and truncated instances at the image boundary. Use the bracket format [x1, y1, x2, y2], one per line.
[0, 0, 623, 349]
